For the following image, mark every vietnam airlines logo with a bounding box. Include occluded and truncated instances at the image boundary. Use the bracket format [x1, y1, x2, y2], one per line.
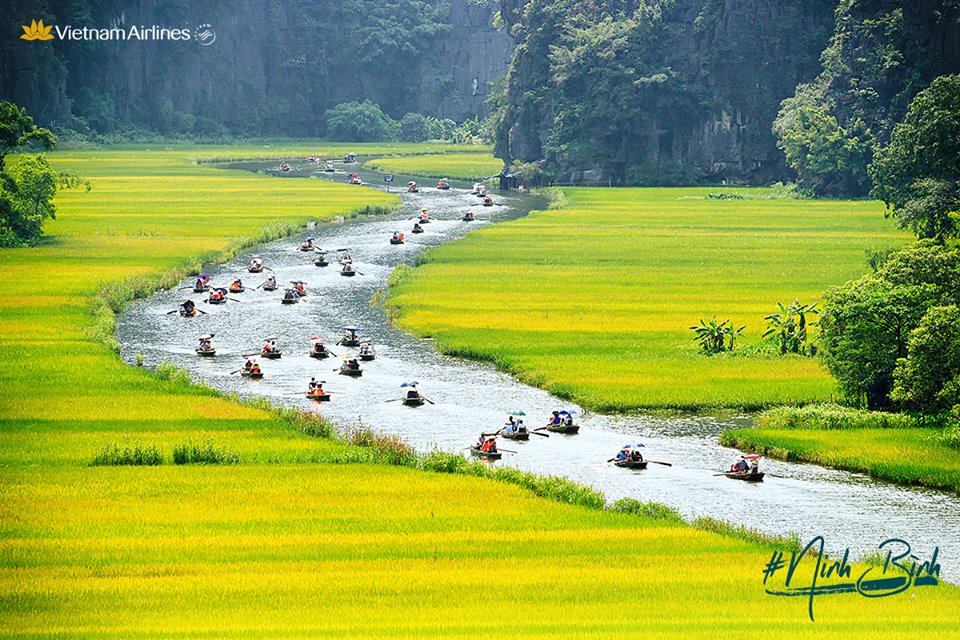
[20, 20, 54, 41]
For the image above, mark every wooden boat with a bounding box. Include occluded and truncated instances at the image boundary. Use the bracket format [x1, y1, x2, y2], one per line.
[390, 237, 404, 245]
[281, 297, 298, 304]
[207, 297, 226, 305]
[614, 459, 648, 470]
[340, 267, 356, 277]
[229, 286, 245, 293]
[192, 285, 208, 294]
[195, 348, 216, 357]
[260, 350, 282, 359]
[339, 365, 362, 377]
[310, 346, 332, 359]
[545, 424, 580, 435]
[462, 214, 474, 222]
[248, 265, 264, 273]
[339, 337, 361, 347]
[263, 284, 278, 291]
[241, 370, 263, 379]
[482, 201, 493, 207]
[180, 308, 197, 318]
[724, 471, 765, 482]
[298, 244, 314, 252]
[470, 447, 502, 461]
[501, 430, 530, 441]
[411, 227, 424, 234]
[314, 257, 329, 267]
[281, 290, 299, 304]
[401, 396, 425, 407]
[307, 392, 331, 402]
[359, 352, 376, 361]
[408, 187, 419, 193]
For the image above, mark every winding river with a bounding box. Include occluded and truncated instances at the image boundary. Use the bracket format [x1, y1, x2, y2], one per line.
[117, 158, 960, 577]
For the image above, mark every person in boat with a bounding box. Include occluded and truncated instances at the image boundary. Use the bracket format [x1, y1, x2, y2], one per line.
[346, 358, 360, 371]
[750, 458, 760, 474]
[630, 449, 643, 463]
[392, 231, 402, 242]
[418, 208, 429, 222]
[516, 419, 527, 433]
[283, 288, 299, 301]
[730, 456, 750, 474]
[180, 299, 195, 314]
[243, 359, 254, 373]
[412, 222, 423, 233]
[481, 437, 498, 453]
[563, 413, 574, 427]
[359, 343, 374, 357]
[264, 275, 277, 288]
[615, 448, 629, 462]
[408, 181, 418, 191]
[483, 194, 493, 205]
[294, 281, 305, 296]
[209, 289, 225, 303]
[406, 387, 420, 400]
[308, 377, 318, 392]
[194, 277, 206, 289]
[464, 210, 474, 220]
[198, 336, 212, 350]
[231, 278, 243, 290]
[437, 178, 449, 189]
[548, 411, 562, 427]
[251, 362, 261, 374]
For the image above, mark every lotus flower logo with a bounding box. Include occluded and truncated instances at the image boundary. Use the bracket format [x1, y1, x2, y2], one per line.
[20, 19, 54, 41]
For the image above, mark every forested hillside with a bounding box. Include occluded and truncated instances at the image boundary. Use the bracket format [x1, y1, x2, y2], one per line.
[1, 0, 511, 137]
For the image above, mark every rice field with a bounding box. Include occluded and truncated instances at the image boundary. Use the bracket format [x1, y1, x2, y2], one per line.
[2, 146, 957, 636]
[365, 151, 504, 180]
[386, 187, 910, 410]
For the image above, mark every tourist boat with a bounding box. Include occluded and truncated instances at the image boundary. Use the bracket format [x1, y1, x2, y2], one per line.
[401, 396, 425, 407]
[614, 459, 648, 470]
[307, 391, 331, 402]
[195, 347, 216, 357]
[723, 471, 765, 482]
[241, 370, 263, 379]
[470, 447, 502, 461]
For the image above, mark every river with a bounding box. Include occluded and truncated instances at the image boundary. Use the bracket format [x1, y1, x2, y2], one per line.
[117, 158, 960, 576]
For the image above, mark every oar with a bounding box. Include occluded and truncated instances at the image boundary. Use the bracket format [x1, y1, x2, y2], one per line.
[606, 457, 618, 463]
[498, 449, 517, 454]
[241, 352, 261, 357]
[351, 270, 365, 276]
[229, 368, 242, 375]
[385, 398, 402, 403]
[196, 308, 208, 315]
[647, 460, 672, 467]
[530, 430, 549, 438]
[228, 297, 242, 302]
[419, 395, 435, 405]
[166, 309, 179, 315]
[255, 282, 265, 290]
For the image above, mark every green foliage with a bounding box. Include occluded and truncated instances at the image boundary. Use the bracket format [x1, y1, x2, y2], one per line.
[690, 318, 744, 354]
[0, 154, 58, 246]
[325, 101, 400, 142]
[91, 440, 163, 466]
[610, 498, 684, 523]
[400, 112, 429, 142]
[758, 404, 930, 431]
[870, 75, 960, 241]
[891, 306, 960, 411]
[820, 241, 960, 408]
[763, 299, 818, 355]
[172, 438, 241, 465]
[0, 101, 55, 169]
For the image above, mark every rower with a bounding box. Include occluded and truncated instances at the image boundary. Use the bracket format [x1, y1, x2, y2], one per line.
[198, 336, 212, 350]
[243, 359, 254, 372]
[181, 299, 195, 313]
[481, 437, 497, 453]
[251, 362, 261, 374]
[308, 377, 318, 392]
[418, 208, 429, 222]
[412, 222, 423, 233]
[231, 278, 243, 289]
[295, 281, 305, 295]
[264, 275, 277, 288]
[348, 358, 360, 371]
[548, 410, 562, 427]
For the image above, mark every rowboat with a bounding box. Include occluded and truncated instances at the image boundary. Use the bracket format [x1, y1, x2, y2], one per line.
[281, 289, 299, 304]
[470, 447, 502, 460]
[462, 214, 474, 222]
[359, 352, 376, 361]
[340, 268, 356, 277]
[314, 257, 329, 267]
[207, 297, 226, 305]
[195, 348, 216, 357]
[192, 285, 208, 293]
[180, 308, 197, 317]
[614, 460, 648, 470]
[298, 243, 314, 252]
[339, 338, 361, 347]
[307, 392, 331, 402]
[260, 351, 282, 359]
[241, 371, 263, 379]
[401, 396, 425, 407]
[229, 286, 245, 294]
[248, 265, 264, 273]
[501, 430, 529, 441]
[310, 347, 332, 359]
[724, 471, 765, 482]
[545, 424, 580, 434]
[411, 227, 424, 234]
[281, 296, 298, 304]
[390, 237, 404, 245]
[263, 284, 278, 291]
[339, 365, 362, 377]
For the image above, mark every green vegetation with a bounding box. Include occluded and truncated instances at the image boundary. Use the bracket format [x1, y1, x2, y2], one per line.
[0, 102, 58, 246]
[387, 186, 907, 410]
[90, 440, 163, 466]
[819, 241, 960, 409]
[870, 75, 960, 241]
[172, 438, 241, 465]
[326, 100, 402, 141]
[366, 151, 503, 180]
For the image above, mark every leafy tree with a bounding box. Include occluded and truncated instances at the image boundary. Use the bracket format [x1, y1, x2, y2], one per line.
[763, 299, 819, 355]
[0, 154, 57, 246]
[690, 318, 744, 354]
[874, 240, 960, 305]
[891, 305, 960, 412]
[400, 113, 428, 142]
[0, 101, 55, 169]
[870, 75, 960, 241]
[819, 276, 937, 408]
[324, 101, 399, 142]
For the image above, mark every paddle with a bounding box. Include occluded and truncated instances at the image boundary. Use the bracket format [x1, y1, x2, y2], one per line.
[241, 352, 262, 357]
[647, 460, 672, 467]
[196, 308, 208, 315]
[606, 457, 618, 463]
[228, 368, 242, 375]
[385, 398, 402, 403]
[228, 297, 242, 302]
[497, 448, 517, 454]
[351, 270, 365, 276]
[255, 282, 265, 290]
[419, 395, 435, 405]
[166, 309, 179, 315]
[530, 430, 549, 438]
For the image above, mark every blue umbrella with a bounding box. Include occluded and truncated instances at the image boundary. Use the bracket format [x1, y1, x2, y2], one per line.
[400, 381, 419, 387]
[213, 287, 227, 294]
[343, 326, 360, 332]
[558, 410, 578, 415]
[622, 443, 645, 449]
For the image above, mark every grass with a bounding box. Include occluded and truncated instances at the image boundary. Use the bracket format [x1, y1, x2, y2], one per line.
[386, 187, 909, 410]
[1, 146, 957, 635]
[720, 404, 960, 492]
[365, 151, 504, 180]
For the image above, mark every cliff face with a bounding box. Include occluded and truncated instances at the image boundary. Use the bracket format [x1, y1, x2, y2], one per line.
[494, 0, 837, 185]
[1, 0, 513, 135]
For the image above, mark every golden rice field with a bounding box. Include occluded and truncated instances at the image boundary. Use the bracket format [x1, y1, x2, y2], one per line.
[386, 187, 910, 410]
[2, 146, 958, 636]
[366, 151, 504, 180]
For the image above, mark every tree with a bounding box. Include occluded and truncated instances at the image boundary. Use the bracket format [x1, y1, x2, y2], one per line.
[870, 75, 960, 241]
[0, 154, 57, 245]
[400, 113, 428, 142]
[690, 318, 745, 354]
[820, 276, 938, 408]
[763, 299, 819, 355]
[324, 101, 399, 142]
[891, 305, 960, 412]
[0, 101, 55, 169]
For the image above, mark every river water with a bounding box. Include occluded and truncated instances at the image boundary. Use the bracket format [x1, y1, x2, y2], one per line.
[117, 159, 960, 575]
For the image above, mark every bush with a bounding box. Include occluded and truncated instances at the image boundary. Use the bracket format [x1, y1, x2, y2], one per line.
[91, 440, 163, 466]
[172, 438, 240, 465]
[891, 306, 960, 411]
[758, 404, 928, 430]
[400, 112, 429, 142]
[611, 498, 684, 523]
[325, 100, 399, 142]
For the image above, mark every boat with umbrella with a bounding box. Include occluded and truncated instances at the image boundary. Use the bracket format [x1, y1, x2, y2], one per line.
[399, 381, 428, 407]
[612, 443, 647, 469]
[309, 337, 336, 359]
[358, 341, 377, 361]
[722, 455, 765, 481]
[537, 410, 580, 434]
[337, 356, 363, 377]
[337, 326, 362, 347]
[281, 288, 300, 304]
[195, 333, 216, 357]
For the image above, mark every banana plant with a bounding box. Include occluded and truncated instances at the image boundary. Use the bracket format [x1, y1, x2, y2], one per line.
[690, 318, 745, 353]
[764, 298, 819, 354]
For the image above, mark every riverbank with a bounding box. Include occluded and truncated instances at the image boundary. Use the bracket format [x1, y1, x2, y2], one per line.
[2, 146, 957, 636]
[366, 151, 503, 180]
[386, 187, 908, 410]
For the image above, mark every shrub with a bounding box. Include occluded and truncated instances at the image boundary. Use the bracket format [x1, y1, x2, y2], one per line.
[325, 100, 399, 142]
[758, 404, 927, 430]
[172, 438, 240, 465]
[891, 305, 960, 411]
[692, 517, 801, 552]
[91, 440, 163, 466]
[611, 498, 684, 523]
